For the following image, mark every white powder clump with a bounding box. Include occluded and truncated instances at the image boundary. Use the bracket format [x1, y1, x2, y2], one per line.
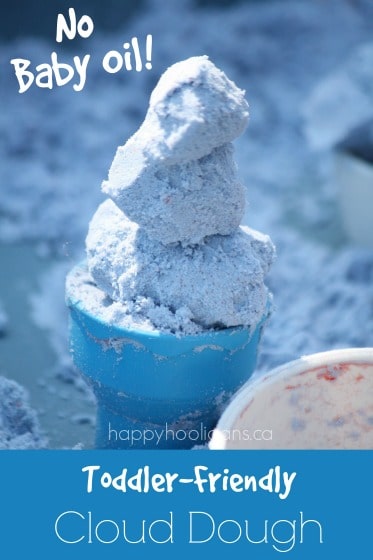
[0, 376, 46, 449]
[87, 199, 273, 330]
[84, 56, 274, 334]
[102, 56, 248, 245]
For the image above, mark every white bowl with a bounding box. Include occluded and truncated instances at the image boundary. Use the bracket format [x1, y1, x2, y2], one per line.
[209, 348, 373, 450]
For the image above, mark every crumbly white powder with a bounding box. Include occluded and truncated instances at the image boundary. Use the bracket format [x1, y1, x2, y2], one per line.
[85, 199, 273, 331]
[104, 142, 245, 245]
[84, 57, 274, 333]
[102, 56, 249, 245]
[66, 263, 204, 335]
[0, 375, 46, 449]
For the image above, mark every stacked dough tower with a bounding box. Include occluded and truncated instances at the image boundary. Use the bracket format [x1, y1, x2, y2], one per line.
[86, 56, 274, 334]
[66, 57, 275, 449]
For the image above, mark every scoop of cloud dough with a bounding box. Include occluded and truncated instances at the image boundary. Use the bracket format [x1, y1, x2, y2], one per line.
[86, 199, 274, 330]
[102, 56, 249, 245]
[104, 142, 245, 245]
[147, 55, 249, 163]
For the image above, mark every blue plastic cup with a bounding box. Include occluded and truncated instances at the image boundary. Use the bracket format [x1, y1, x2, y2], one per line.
[66, 262, 268, 449]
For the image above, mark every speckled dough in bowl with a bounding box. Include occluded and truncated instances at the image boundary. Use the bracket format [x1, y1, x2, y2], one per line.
[210, 348, 373, 449]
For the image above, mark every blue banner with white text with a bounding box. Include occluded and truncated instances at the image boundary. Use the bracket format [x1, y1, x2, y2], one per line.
[0, 451, 371, 558]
